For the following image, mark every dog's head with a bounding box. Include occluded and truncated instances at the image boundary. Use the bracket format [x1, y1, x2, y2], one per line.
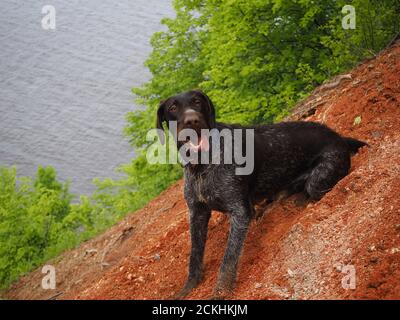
[156, 90, 216, 150]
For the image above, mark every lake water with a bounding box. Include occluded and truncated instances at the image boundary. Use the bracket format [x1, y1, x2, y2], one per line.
[0, 0, 174, 196]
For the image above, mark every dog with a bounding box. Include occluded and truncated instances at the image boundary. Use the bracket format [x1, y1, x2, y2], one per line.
[156, 89, 367, 299]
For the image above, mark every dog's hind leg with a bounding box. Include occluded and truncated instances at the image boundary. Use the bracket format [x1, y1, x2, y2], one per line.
[305, 146, 350, 200]
[286, 170, 311, 196]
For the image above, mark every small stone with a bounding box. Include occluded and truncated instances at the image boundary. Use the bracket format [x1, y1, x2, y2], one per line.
[390, 248, 400, 254]
[368, 282, 380, 289]
[334, 263, 342, 271]
[369, 257, 378, 264]
[287, 268, 295, 277]
[127, 273, 133, 280]
[255, 283, 263, 289]
[371, 131, 383, 139]
[368, 245, 376, 252]
[154, 253, 161, 261]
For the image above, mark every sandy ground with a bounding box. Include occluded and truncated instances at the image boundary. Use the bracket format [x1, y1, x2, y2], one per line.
[6, 41, 400, 300]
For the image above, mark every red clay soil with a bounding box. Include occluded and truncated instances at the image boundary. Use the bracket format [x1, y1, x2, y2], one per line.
[6, 41, 400, 300]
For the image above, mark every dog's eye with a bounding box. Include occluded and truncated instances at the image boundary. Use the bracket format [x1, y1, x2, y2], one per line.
[168, 105, 177, 112]
[194, 99, 201, 106]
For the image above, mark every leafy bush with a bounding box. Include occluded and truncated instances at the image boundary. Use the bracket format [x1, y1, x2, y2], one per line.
[0, 162, 182, 290]
[0, 166, 75, 288]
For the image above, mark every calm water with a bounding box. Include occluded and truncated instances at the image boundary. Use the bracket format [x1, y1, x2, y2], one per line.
[0, 0, 174, 196]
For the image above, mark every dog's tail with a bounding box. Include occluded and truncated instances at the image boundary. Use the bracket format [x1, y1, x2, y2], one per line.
[343, 136, 368, 153]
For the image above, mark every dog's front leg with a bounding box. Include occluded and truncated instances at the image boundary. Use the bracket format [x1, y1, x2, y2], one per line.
[213, 210, 251, 299]
[172, 202, 211, 299]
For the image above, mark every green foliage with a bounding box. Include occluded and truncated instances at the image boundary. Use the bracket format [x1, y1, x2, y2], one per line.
[92, 152, 182, 222]
[320, 0, 400, 70]
[0, 166, 78, 289]
[129, 0, 399, 136]
[0, 161, 182, 290]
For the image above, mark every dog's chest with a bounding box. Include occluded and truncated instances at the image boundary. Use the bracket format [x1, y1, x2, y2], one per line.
[189, 174, 211, 203]
[184, 169, 220, 206]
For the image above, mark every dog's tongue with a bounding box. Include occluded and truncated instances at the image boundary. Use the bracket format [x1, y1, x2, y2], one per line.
[188, 136, 209, 152]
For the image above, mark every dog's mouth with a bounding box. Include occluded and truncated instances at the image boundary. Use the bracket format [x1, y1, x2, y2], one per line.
[184, 134, 209, 153]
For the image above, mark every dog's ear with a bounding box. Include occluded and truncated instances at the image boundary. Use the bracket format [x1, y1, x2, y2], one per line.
[156, 99, 167, 144]
[194, 89, 216, 128]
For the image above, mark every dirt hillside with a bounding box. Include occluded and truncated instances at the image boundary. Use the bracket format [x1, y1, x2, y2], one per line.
[7, 41, 400, 300]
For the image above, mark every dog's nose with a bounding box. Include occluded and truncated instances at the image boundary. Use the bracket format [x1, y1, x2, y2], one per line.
[184, 114, 199, 126]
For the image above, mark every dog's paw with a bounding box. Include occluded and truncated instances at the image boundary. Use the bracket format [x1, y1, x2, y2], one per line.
[170, 277, 202, 300]
[170, 288, 191, 300]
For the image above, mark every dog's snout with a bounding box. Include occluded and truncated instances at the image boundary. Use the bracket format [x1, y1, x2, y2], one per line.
[183, 113, 200, 127]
